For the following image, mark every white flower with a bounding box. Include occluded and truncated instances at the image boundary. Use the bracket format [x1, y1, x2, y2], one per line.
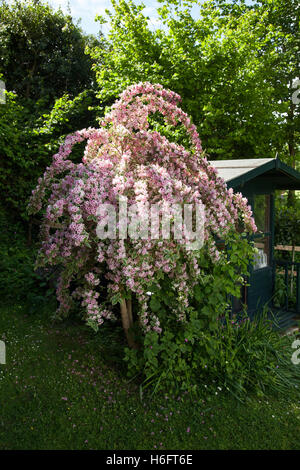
[114, 124, 130, 138]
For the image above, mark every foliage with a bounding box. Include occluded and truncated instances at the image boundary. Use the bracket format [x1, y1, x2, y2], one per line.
[0, 89, 98, 220]
[0, 205, 57, 313]
[125, 306, 300, 400]
[273, 193, 300, 307]
[275, 193, 300, 248]
[0, 91, 30, 217]
[273, 270, 298, 309]
[254, 0, 300, 169]
[0, 0, 102, 221]
[90, 0, 300, 162]
[0, 0, 100, 104]
[28, 83, 256, 350]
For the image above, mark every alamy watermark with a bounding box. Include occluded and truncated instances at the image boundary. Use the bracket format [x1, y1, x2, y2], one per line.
[0, 80, 6, 104]
[0, 340, 5, 364]
[291, 339, 300, 365]
[292, 79, 300, 105]
[96, 197, 205, 250]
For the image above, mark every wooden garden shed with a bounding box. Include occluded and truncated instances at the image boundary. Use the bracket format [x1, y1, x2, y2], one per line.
[209, 157, 300, 328]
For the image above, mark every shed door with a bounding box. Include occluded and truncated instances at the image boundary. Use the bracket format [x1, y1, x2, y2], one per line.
[247, 194, 273, 316]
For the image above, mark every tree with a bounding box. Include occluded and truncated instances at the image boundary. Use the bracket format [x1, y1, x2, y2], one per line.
[0, 0, 100, 105]
[89, 0, 299, 163]
[0, 0, 103, 221]
[28, 83, 256, 349]
[0, 89, 99, 220]
[256, 0, 300, 203]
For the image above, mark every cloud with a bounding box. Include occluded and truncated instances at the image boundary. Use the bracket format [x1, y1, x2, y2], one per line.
[47, 0, 111, 34]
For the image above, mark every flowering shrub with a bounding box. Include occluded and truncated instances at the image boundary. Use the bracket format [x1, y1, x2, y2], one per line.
[28, 82, 256, 351]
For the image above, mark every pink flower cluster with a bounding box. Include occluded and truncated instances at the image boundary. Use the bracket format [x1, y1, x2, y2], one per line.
[28, 82, 256, 332]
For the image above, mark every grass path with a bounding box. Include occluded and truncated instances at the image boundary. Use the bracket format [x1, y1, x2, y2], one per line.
[0, 303, 299, 450]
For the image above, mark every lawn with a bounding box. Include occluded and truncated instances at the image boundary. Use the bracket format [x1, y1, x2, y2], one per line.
[0, 303, 299, 450]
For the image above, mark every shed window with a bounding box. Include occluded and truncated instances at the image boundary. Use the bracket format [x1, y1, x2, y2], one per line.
[253, 195, 271, 270]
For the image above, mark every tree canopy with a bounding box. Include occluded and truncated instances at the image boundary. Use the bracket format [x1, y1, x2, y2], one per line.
[89, 0, 299, 164]
[0, 0, 102, 220]
[28, 82, 256, 348]
[0, 0, 100, 105]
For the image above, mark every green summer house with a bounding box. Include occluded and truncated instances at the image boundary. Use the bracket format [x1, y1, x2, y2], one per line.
[210, 157, 300, 329]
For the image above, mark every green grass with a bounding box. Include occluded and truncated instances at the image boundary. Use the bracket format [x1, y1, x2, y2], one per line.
[0, 303, 300, 450]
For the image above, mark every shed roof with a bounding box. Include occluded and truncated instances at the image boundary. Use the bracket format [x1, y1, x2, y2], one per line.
[209, 158, 300, 190]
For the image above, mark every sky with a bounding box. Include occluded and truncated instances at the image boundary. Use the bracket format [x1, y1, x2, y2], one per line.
[8, 0, 254, 37]
[47, 0, 165, 36]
